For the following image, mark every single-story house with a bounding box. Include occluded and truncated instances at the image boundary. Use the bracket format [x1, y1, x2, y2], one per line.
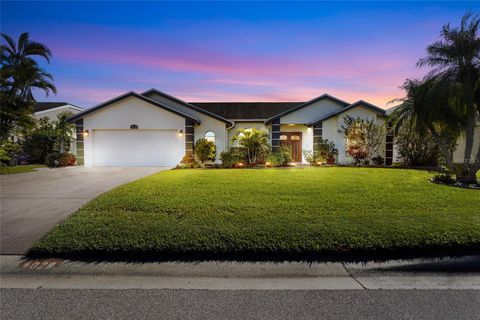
[68, 89, 392, 166]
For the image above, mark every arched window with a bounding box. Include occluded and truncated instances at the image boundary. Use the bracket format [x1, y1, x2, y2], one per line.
[205, 131, 215, 144]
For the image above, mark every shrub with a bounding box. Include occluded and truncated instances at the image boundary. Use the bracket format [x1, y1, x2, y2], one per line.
[220, 147, 247, 168]
[194, 138, 216, 164]
[342, 116, 384, 165]
[372, 155, 384, 165]
[266, 152, 284, 167]
[279, 145, 292, 164]
[46, 152, 76, 168]
[23, 117, 57, 164]
[266, 146, 291, 167]
[432, 172, 454, 184]
[45, 152, 61, 168]
[304, 139, 338, 165]
[59, 153, 76, 166]
[395, 122, 440, 166]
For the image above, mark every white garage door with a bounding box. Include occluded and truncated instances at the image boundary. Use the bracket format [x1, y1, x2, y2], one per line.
[92, 129, 184, 166]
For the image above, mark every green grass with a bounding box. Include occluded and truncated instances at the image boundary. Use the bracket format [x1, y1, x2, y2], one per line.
[0, 165, 45, 175]
[30, 167, 480, 262]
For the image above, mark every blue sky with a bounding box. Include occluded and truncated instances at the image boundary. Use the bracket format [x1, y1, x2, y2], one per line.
[1, 1, 478, 108]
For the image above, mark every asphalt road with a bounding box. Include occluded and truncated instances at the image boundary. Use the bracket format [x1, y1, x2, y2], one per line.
[2, 289, 479, 320]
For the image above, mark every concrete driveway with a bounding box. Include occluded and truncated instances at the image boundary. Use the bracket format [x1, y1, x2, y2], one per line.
[0, 166, 169, 254]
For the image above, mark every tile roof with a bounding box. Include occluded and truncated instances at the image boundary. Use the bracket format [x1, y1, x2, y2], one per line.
[34, 102, 69, 113]
[190, 102, 303, 120]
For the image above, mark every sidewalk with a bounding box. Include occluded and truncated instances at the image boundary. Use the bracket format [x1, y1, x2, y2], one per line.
[1, 255, 479, 290]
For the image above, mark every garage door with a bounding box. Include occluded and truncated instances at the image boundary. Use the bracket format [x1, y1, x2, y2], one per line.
[92, 130, 184, 166]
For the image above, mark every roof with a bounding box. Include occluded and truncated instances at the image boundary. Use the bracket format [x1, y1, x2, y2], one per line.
[142, 89, 232, 124]
[265, 94, 351, 124]
[190, 102, 303, 120]
[68, 92, 200, 124]
[34, 102, 83, 113]
[308, 100, 386, 126]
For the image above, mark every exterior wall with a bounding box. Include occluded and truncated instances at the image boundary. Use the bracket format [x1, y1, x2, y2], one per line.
[279, 124, 313, 163]
[144, 93, 228, 163]
[452, 125, 480, 164]
[82, 96, 185, 166]
[34, 105, 82, 121]
[280, 99, 344, 124]
[321, 105, 385, 164]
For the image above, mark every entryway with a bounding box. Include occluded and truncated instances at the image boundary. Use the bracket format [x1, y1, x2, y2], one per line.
[279, 132, 302, 162]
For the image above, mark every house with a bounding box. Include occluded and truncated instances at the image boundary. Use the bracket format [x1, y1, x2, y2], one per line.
[68, 89, 391, 166]
[34, 102, 84, 155]
[34, 102, 84, 121]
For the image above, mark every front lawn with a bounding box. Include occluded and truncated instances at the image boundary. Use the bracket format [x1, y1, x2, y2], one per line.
[0, 165, 45, 175]
[30, 167, 480, 262]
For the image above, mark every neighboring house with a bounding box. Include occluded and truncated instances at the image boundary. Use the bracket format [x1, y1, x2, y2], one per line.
[68, 89, 391, 166]
[34, 102, 84, 155]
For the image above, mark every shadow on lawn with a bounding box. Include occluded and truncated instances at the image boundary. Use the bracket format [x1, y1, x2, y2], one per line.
[25, 245, 480, 265]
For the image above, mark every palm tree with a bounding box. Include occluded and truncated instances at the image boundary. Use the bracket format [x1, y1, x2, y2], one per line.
[391, 13, 480, 183]
[1, 32, 56, 143]
[54, 111, 74, 153]
[231, 128, 270, 165]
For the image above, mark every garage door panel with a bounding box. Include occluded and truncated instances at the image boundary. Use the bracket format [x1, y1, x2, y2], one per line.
[93, 130, 183, 166]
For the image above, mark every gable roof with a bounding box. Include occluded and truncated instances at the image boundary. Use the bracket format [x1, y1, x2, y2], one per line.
[67, 91, 200, 124]
[190, 102, 303, 120]
[34, 102, 83, 113]
[142, 89, 232, 125]
[307, 100, 386, 126]
[265, 94, 351, 124]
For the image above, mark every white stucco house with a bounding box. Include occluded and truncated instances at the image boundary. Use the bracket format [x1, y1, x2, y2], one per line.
[67, 89, 391, 166]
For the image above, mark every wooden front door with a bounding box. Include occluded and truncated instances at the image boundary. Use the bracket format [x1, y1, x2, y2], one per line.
[279, 132, 302, 162]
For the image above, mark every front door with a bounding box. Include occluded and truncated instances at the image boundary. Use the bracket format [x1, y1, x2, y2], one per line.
[279, 132, 302, 162]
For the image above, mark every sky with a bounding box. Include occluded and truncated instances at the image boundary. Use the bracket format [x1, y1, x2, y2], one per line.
[1, 1, 478, 109]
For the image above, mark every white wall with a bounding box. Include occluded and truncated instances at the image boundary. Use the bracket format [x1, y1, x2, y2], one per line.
[144, 92, 228, 163]
[83, 96, 185, 166]
[280, 98, 344, 124]
[452, 126, 480, 164]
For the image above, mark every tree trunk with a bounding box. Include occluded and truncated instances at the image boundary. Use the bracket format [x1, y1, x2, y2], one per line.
[428, 125, 455, 171]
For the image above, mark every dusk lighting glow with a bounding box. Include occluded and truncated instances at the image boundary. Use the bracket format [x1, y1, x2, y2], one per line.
[1, 1, 477, 109]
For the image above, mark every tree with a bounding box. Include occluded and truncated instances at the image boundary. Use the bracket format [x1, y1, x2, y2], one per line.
[22, 117, 57, 164]
[53, 111, 74, 153]
[395, 120, 440, 166]
[231, 128, 270, 165]
[1, 32, 56, 143]
[342, 116, 384, 165]
[194, 138, 216, 164]
[391, 13, 480, 183]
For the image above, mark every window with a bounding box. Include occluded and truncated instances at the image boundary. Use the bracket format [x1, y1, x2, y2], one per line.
[291, 135, 300, 141]
[279, 135, 288, 141]
[205, 131, 215, 144]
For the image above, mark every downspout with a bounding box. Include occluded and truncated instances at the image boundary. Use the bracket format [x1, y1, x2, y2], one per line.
[226, 121, 235, 149]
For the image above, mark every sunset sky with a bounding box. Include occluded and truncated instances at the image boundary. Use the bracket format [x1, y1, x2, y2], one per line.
[1, 1, 478, 109]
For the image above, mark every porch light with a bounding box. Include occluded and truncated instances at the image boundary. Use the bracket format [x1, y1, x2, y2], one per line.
[83, 130, 89, 137]
[178, 129, 184, 136]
